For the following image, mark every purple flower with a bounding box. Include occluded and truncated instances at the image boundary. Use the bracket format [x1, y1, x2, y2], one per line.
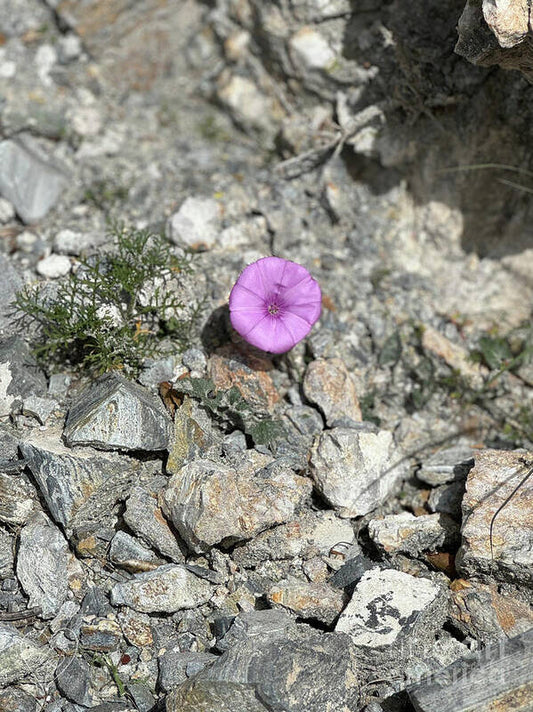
[229, 256, 322, 353]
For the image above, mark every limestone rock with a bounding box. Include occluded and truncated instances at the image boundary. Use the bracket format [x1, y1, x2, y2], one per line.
[166, 396, 218, 474]
[309, 427, 400, 517]
[368, 512, 459, 556]
[0, 337, 47, 417]
[167, 196, 221, 251]
[336, 568, 447, 669]
[110, 564, 213, 613]
[456, 449, 533, 589]
[16, 512, 69, 618]
[20, 426, 140, 531]
[63, 372, 172, 452]
[303, 357, 362, 426]
[268, 579, 346, 624]
[0, 624, 56, 686]
[0, 137, 69, 224]
[0, 255, 23, 336]
[0, 472, 39, 526]
[167, 679, 270, 712]
[163, 450, 312, 553]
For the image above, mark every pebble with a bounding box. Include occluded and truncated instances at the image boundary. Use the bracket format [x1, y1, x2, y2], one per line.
[57, 33, 83, 63]
[63, 372, 172, 452]
[167, 196, 220, 250]
[22, 394, 58, 424]
[36, 253, 71, 278]
[303, 357, 362, 426]
[110, 564, 213, 613]
[0, 471, 38, 526]
[123, 485, 185, 563]
[417, 445, 475, 486]
[108, 530, 161, 572]
[53, 228, 104, 255]
[289, 26, 336, 70]
[267, 579, 346, 624]
[163, 450, 312, 553]
[0, 197, 15, 223]
[16, 512, 69, 618]
[0, 137, 69, 224]
[309, 427, 400, 517]
[368, 512, 459, 556]
[456, 449, 533, 587]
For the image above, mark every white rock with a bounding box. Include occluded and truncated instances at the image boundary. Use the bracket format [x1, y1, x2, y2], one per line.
[167, 196, 220, 250]
[309, 427, 400, 517]
[35, 44, 57, 87]
[71, 105, 102, 137]
[36, 254, 71, 278]
[0, 197, 15, 223]
[336, 568, 443, 648]
[217, 74, 275, 133]
[15, 230, 38, 252]
[289, 27, 336, 71]
[58, 33, 82, 63]
[110, 564, 213, 613]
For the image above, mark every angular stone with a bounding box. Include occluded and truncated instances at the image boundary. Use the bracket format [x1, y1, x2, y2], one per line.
[0, 472, 39, 525]
[118, 608, 153, 648]
[167, 679, 270, 712]
[417, 445, 475, 486]
[167, 196, 221, 251]
[0, 255, 23, 336]
[0, 688, 36, 712]
[232, 509, 355, 567]
[335, 569, 446, 668]
[208, 345, 280, 414]
[64, 373, 172, 452]
[289, 27, 336, 71]
[110, 564, 213, 613]
[268, 579, 346, 625]
[428, 481, 465, 518]
[124, 485, 185, 563]
[80, 618, 122, 652]
[163, 450, 312, 553]
[166, 396, 218, 474]
[450, 579, 533, 644]
[20, 426, 140, 531]
[368, 512, 459, 556]
[216, 609, 297, 653]
[0, 528, 14, 579]
[195, 625, 360, 712]
[22, 394, 58, 424]
[456, 449, 533, 588]
[274, 404, 325, 468]
[36, 253, 71, 278]
[158, 649, 217, 693]
[0, 337, 47, 417]
[0, 624, 56, 686]
[421, 326, 487, 388]
[55, 655, 94, 707]
[303, 357, 361, 427]
[16, 512, 69, 618]
[309, 427, 400, 517]
[108, 530, 161, 572]
[0, 138, 69, 224]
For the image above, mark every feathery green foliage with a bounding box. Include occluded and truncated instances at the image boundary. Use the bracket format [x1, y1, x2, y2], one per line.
[15, 224, 203, 377]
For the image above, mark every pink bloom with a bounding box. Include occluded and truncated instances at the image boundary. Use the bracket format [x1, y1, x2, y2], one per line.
[229, 256, 322, 353]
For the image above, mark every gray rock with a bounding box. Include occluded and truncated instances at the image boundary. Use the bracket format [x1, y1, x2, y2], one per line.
[267, 579, 346, 625]
[309, 427, 401, 517]
[232, 509, 355, 567]
[123, 485, 185, 563]
[126, 681, 156, 712]
[274, 405, 324, 468]
[20, 426, 140, 531]
[417, 446, 475, 486]
[181, 347, 208, 376]
[166, 396, 218, 473]
[16, 512, 69, 618]
[22, 394, 59, 424]
[0, 197, 16, 223]
[335, 568, 447, 670]
[0, 623, 56, 686]
[0, 137, 69, 223]
[167, 679, 270, 712]
[55, 655, 94, 707]
[163, 450, 312, 553]
[108, 530, 161, 571]
[0, 255, 23, 336]
[428, 480, 465, 518]
[195, 624, 360, 712]
[53, 228, 105, 256]
[0, 472, 39, 525]
[158, 648, 217, 693]
[368, 512, 459, 556]
[456, 449, 533, 589]
[36, 254, 71, 278]
[0, 528, 14, 579]
[110, 564, 213, 613]
[303, 357, 362, 427]
[64, 373, 172, 452]
[216, 609, 297, 653]
[166, 196, 221, 250]
[0, 336, 47, 417]
[79, 618, 122, 652]
[0, 687, 37, 712]
[138, 355, 180, 387]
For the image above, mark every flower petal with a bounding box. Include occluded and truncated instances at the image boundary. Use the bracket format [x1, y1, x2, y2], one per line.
[245, 314, 296, 353]
[229, 307, 267, 337]
[229, 283, 267, 311]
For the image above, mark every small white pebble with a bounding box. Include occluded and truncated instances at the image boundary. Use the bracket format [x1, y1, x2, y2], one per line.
[0, 197, 16, 223]
[36, 254, 71, 278]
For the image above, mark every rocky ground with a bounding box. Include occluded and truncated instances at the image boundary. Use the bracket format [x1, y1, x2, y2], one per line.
[1, 1, 533, 711]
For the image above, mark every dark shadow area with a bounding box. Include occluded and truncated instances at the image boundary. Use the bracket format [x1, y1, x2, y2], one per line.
[341, 0, 533, 260]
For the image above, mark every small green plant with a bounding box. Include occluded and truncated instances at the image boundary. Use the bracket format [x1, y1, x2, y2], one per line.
[15, 224, 203, 376]
[173, 377, 286, 446]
